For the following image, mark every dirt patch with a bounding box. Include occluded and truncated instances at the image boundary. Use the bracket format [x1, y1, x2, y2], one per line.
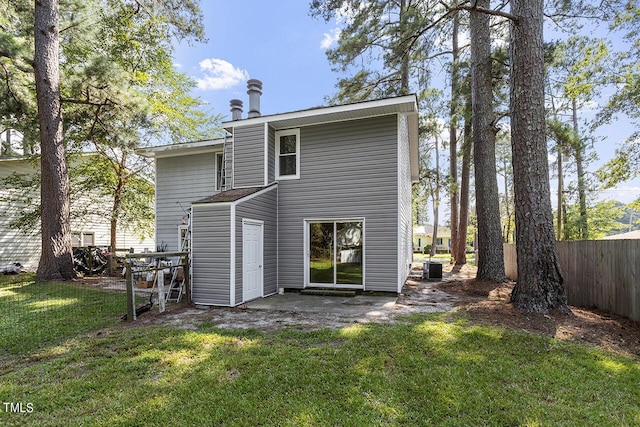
[117, 263, 640, 358]
[438, 268, 640, 358]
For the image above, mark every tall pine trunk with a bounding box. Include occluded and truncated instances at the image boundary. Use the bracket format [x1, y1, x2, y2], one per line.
[34, 0, 75, 280]
[509, 0, 569, 313]
[456, 89, 473, 265]
[430, 137, 440, 258]
[449, 13, 460, 263]
[470, 0, 505, 282]
[572, 98, 588, 239]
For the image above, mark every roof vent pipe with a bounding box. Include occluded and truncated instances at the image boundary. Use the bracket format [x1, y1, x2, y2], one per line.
[230, 99, 243, 121]
[247, 79, 263, 118]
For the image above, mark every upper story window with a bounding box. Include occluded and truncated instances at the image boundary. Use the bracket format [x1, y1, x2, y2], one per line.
[215, 152, 224, 191]
[275, 128, 300, 180]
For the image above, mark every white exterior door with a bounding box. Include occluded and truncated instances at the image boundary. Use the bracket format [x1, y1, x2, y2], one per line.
[242, 220, 263, 302]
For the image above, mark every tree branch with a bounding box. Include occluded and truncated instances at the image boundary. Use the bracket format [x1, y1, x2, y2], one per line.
[440, 1, 519, 22]
[60, 97, 115, 107]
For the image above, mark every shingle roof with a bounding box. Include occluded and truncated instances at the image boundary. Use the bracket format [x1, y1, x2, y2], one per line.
[193, 185, 272, 204]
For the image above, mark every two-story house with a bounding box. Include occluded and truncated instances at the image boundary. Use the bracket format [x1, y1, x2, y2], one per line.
[139, 80, 419, 307]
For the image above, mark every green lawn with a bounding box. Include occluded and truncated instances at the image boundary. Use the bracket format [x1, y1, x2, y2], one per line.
[0, 274, 129, 356]
[1, 275, 639, 426]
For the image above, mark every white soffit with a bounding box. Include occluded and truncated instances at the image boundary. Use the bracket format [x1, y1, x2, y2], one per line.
[137, 138, 225, 158]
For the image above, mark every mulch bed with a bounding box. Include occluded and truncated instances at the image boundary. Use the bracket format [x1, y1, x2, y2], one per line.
[438, 275, 640, 358]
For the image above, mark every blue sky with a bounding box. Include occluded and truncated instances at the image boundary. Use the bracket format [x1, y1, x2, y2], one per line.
[173, 1, 339, 120]
[172, 1, 639, 207]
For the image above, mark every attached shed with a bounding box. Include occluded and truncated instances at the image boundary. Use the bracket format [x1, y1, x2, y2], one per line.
[191, 184, 278, 306]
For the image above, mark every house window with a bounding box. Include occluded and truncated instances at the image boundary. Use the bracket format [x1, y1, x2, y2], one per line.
[72, 232, 95, 247]
[83, 232, 95, 247]
[275, 128, 300, 179]
[178, 225, 190, 251]
[216, 152, 224, 191]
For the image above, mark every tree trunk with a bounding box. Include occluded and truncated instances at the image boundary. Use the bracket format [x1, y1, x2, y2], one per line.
[456, 90, 472, 265]
[399, 0, 409, 95]
[449, 13, 460, 263]
[430, 136, 441, 258]
[34, 0, 75, 281]
[470, 0, 505, 282]
[572, 98, 588, 239]
[557, 143, 563, 240]
[509, 0, 569, 313]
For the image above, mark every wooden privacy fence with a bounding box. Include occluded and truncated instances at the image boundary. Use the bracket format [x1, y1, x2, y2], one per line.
[504, 241, 640, 321]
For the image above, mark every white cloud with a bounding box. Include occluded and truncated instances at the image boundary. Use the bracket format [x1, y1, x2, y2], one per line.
[320, 28, 341, 49]
[196, 58, 249, 90]
[597, 185, 640, 204]
[173, 62, 182, 69]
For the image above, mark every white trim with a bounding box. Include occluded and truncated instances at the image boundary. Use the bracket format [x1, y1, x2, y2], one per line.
[264, 122, 269, 186]
[222, 95, 418, 130]
[276, 187, 279, 289]
[275, 128, 300, 180]
[397, 114, 403, 293]
[188, 212, 193, 301]
[303, 218, 365, 289]
[137, 139, 225, 158]
[190, 206, 195, 303]
[230, 204, 236, 307]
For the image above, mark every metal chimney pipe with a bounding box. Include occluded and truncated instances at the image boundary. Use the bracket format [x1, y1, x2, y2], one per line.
[247, 79, 263, 118]
[230, 99, 243, 121]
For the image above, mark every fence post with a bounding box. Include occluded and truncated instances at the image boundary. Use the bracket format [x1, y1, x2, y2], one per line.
[88, 246, 94, 276]
[157, 258, 166, 313]
[125, 260, 136, 321]
[108, 246, 112, 277]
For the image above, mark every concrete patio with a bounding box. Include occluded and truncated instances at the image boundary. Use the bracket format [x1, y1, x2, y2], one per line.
[246, 291, 398, 320]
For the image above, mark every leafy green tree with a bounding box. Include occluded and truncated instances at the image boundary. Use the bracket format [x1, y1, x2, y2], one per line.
[1, 0, 212, 277]
[546, 36, 611, 239]
[597, 2, 640, 202]
[564, 200, 626, 239]
[310, 0, 438, 103]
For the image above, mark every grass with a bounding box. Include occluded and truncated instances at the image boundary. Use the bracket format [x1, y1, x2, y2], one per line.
[0, 273, 131, 355]
[1, 275, 640, 426]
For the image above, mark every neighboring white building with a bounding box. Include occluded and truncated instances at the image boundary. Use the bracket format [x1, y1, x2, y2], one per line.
[601, 230, 640, 240]
[413, 225, 452, 253]
[0, 156, 154, 270]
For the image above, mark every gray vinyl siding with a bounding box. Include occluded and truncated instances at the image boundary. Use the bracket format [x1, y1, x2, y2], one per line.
[267, 126, 275, 183]
[398, 114, 413, 290]
[234, 187, 278, 303]
[277, 115, 399, 292]
[191, 203, 231, 306]
[233, 124, 265, 188]
[156, 153, 218, 252]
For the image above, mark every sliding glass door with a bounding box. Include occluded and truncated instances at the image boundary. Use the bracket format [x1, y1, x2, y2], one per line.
[308, 220, 363, 287]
